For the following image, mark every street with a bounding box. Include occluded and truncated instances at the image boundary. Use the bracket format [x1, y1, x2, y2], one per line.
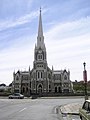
[0, 97, 84, 120]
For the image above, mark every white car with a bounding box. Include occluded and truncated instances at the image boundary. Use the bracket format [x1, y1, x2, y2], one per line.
[79, 100, 90, 120]
[8, 93, 24, 99]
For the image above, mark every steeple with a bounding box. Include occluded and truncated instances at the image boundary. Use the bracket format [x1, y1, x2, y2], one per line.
[37, 8, 45, 49]
[34, 8, 47, 63]
[38, 7, 43, 37]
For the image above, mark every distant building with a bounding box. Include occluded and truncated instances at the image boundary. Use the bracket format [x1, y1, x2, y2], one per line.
[12, 9, 73, 96]
[0, 84, 8, 92]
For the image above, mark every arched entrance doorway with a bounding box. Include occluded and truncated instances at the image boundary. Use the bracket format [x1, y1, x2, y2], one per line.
[55, 86, 58, 93]
[58, 87, 62, 93]
[37, 84, 43, 94]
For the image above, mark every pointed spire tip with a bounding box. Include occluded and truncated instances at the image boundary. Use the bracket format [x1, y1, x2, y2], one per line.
[40, 7, 41, 13]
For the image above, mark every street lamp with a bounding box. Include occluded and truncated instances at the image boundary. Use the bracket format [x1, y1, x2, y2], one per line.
[83, 62, 86, 71]
[83, 62, 88, 100]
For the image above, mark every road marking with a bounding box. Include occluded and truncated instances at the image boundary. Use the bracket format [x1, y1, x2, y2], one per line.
[19, 108, 27, 112]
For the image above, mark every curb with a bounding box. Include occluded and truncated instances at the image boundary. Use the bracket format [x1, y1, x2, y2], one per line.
[62, 112, 79, 115]
[60, 106, 79, 116]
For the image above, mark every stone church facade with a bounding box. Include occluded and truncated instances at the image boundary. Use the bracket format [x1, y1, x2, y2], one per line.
[12, 9, 73, 96]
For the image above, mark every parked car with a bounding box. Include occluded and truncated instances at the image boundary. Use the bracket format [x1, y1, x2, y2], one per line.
[31, 95, 37, 99]
[8, 93, 24, 99]
[79, 100, 90, 120]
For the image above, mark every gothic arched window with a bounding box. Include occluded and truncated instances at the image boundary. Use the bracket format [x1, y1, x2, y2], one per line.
[64, 75, 67, 80]
[41, 72, 43, 78]
[16, 76, 19, 80]
[38, 54, 43, 60]
[55, 87, 57, 93]
[48, 74, 51, 79]
[38, 72, 40, 78]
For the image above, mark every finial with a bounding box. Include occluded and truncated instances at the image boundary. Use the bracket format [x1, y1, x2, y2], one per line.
[40, 7, 41, 13]
[29, 66, 30, 71]
[13, 70, 15, 74]
[52, 65, 53, 71]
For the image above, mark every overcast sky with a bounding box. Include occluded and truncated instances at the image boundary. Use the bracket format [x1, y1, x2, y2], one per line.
[0, 0, 90, 85]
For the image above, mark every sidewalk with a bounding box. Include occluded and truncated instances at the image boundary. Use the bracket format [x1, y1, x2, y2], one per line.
[60, 102, 83, 115]
[58, 102, 83, 120]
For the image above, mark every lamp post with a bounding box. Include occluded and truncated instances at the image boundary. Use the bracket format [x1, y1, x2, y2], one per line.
[83, 62, 88, 100]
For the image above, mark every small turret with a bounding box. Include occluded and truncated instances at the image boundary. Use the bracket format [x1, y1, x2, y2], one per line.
[52, 65, 54, 71]
[29, 66, 30, 72]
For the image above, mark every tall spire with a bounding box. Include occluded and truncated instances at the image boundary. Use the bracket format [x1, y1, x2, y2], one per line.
[37, 8, 45, 49]
[38, 7, 43, 37]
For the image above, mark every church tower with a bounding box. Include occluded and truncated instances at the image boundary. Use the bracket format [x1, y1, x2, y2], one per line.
[31, 8, 50, 94]
[12, 8, 73, 96]
[33, 8, 47, 67]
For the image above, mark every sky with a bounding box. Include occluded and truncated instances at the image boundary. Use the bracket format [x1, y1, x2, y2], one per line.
[0, 0, 90, 85]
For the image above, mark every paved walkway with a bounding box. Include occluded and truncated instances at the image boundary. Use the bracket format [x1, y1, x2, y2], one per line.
[60, 102, 83, 115]
[59, 102, 83, 120]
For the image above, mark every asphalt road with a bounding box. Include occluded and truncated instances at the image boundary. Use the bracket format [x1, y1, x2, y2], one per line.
[0, 97, 83, 120]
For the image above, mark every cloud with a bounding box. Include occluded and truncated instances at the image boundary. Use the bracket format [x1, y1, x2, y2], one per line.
[1, 15, 90, 85]
[44, 0, 90, 23]
[0, 0, 33, 18]
[0, 37, 34, 85]
[0, 1, 90, 85]
[44, 16, 90, 81]
[0, 10, 39, 31]
[45, 16, 90, 40]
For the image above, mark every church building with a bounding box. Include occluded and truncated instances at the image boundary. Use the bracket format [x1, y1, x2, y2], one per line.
[12, 9, 73, 96]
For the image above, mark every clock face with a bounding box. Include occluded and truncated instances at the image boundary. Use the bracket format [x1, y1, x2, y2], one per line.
[38, 50, 42, 53]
